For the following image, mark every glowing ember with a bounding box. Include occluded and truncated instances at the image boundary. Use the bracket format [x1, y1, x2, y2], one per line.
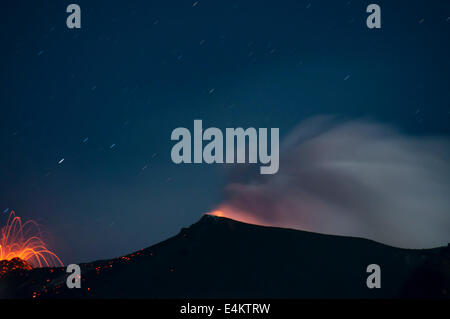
[0, 211, 63, 268]
[0, 257, 32, 277]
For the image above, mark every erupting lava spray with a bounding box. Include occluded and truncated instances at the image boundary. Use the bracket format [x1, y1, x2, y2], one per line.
[0, 211, 63, 268]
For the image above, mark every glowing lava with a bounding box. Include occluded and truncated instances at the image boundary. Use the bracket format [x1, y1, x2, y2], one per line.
[0, 211, 63, 268]
[209, 210, 224, 217]
[207, 206, 265, 226]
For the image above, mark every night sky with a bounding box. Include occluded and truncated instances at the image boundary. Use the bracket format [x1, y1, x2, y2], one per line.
[1, 0, 449, 263]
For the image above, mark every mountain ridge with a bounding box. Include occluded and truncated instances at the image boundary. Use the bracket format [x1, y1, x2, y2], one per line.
[0, 215, 449, 298]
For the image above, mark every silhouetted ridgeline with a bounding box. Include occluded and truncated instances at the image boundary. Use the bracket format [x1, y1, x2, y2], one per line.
[1, 215, 449, 298]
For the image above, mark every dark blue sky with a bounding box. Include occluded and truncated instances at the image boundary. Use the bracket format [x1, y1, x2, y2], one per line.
[1, 0, 449, 263]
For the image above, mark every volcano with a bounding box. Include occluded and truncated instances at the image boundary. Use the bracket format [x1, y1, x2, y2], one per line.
[0, 215, 449, 299]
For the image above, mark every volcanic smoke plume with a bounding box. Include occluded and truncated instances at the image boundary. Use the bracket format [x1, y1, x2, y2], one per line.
[213, 116, 450, 249]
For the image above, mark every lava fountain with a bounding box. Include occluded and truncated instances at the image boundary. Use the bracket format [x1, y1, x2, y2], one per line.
[0, 211, 63, 268]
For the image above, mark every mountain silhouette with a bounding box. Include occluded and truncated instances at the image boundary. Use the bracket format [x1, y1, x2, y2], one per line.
[1, 215, 449, 298]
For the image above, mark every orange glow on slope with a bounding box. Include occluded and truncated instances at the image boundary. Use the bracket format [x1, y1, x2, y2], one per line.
[207, 206, 267, 227]
[209, 210, 224, 217]
[0, 211, 63, 268]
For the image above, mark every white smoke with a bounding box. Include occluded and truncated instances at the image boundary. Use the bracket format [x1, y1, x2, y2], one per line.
[219, 116, 450, 248]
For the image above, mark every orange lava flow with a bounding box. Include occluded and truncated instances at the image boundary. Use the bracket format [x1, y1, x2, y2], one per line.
[0, 211, 63, 268]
